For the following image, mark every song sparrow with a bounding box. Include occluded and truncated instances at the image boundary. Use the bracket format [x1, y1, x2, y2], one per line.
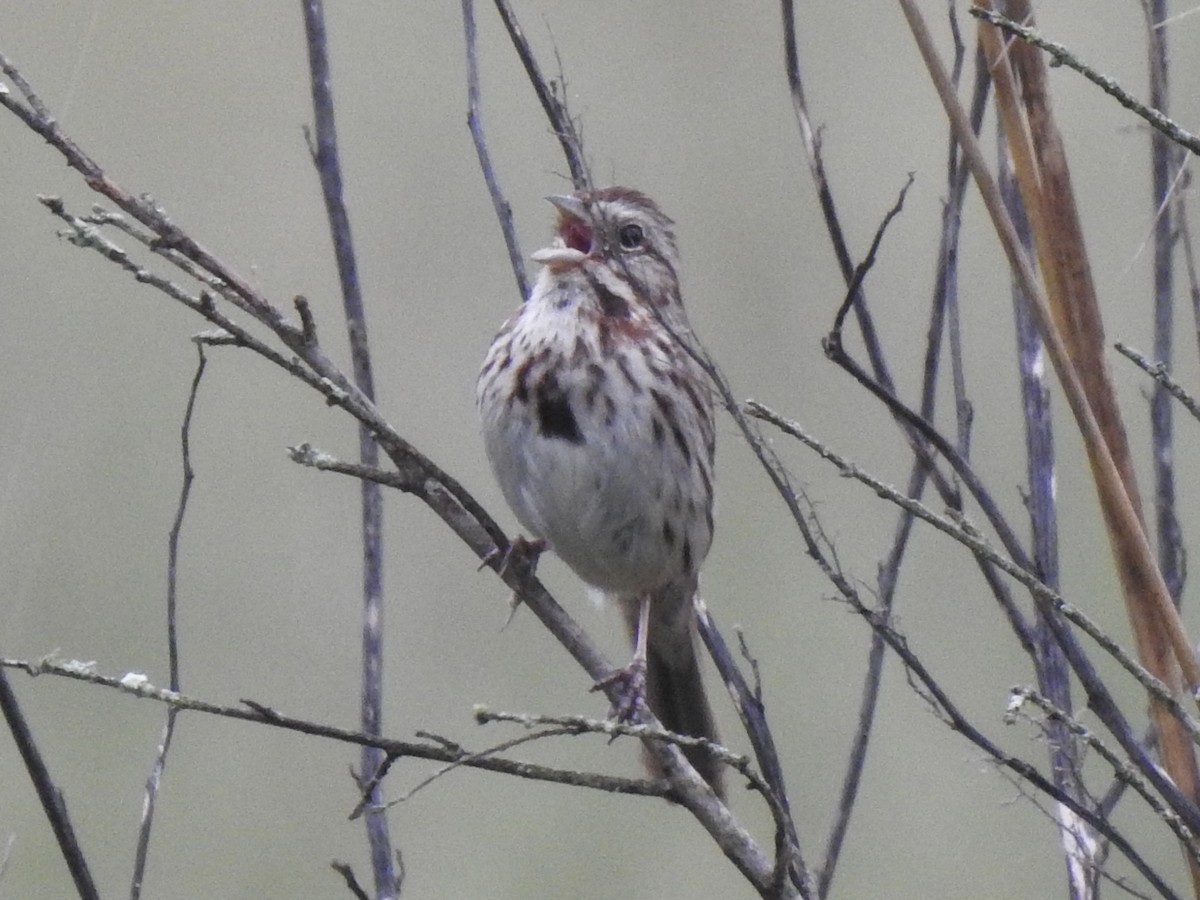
[477, 187, 722, 795]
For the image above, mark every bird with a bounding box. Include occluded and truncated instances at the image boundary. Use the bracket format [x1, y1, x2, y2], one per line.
[477, 187, 722, 795]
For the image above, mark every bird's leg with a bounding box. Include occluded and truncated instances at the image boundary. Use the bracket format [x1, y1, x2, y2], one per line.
[593, 592, 649, 723]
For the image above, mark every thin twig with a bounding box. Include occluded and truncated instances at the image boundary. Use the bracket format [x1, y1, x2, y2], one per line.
[1142, 0, 1186, 609]
[0, 658, 664, 796]
[1182, 187, 1200, 363]
[331, 861, 373, 900]
[462, 0, 529, 300]
[477, 708, 751, 770]
[300, 4, 397, 896]
[1117, 342, 1200, 425]
[378, 724, 586, 810]
[1008, 688, 1199, 862]
[779, 0, 897, 411]
[130, 343, 206, 899]
[691, 604, 804, 896]
[743, 402, 1200, 746]
[0, 41, 792, 898]
[829, 175, 914, 333]
[824, 196, 1038, 651]
[491, 0, 587, 189]
[944, 3, 974, 458]
[969, 7, 1200, 155]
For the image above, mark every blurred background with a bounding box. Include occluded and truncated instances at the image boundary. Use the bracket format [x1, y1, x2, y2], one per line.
[1, 2, 1198, 897]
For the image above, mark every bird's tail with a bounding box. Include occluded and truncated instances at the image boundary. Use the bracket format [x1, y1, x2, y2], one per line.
[621, 585, 724, 798]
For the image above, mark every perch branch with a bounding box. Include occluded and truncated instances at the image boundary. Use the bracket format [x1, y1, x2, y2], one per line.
[0, 52, 789, 896]
[0, 658, 663, 797]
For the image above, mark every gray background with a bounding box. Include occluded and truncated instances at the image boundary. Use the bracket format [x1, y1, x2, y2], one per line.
[1, 2, 1197, 897]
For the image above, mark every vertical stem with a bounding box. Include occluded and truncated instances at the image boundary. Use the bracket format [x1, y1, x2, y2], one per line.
[1143, 0, 1184, 604]
[301, 3, 395, 896]
[131, 344, 207, 898]
[999, 124, 1091, 898]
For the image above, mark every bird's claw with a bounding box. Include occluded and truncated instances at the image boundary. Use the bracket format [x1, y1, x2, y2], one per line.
[592, 658, 648, 726]
[480, 536, 548, 628]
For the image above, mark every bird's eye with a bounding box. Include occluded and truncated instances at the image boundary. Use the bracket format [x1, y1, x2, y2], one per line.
[618, 223, 644, 250]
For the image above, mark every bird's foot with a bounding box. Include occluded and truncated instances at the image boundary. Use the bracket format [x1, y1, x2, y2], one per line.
[592, 657, 648, 725]
[479, 536, 547, 628]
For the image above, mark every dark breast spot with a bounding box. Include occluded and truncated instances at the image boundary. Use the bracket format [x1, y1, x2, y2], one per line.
[603, 394, 617, 427]
[512, 358, 534, 404]
[671, 423, 692, 465]
[572, 335, 588, 364]
[652, 417, 665, 445]
[597, 320, 616, 356]
[662, 519, 676, 548]
[583, 363, 606, 410]
[535, 371, 584, 444]
[651, 388, 692, 465]
[512, 347, 552, 405]
[589, 275, 631, 319]
[616, 354, 643, 394]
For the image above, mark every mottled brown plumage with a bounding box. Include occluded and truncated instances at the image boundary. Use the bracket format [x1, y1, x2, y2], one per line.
[477, 187, 722, 795]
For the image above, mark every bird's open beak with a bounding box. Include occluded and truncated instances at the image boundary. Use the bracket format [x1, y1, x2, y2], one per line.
[544, 194, 587, 220]
[531, 194, 592, 266]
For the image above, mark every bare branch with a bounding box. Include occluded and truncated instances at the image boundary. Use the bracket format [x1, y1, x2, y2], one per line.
[1117, 342, 1200, 426]
[969, 7, 1200, 155]
[300, 3, 397, 894]
[462, 0, 529, 300]
[491, 0, 587, 189]
[743, 400, 1200, 741]
[0, 658, 661, 796]
[130, 343, 206, 899]
[331, 862, 371, 900]
[1008, 688, 1198, 862]
[0, 668, 98, 900]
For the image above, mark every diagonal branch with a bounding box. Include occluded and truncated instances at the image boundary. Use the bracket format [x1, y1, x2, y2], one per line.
[969, 7, 1200, 155]
[462, 0, 529, 300]
[0, 669, 98, 900]
[491, 0, 587, 189]
[1117, 342, 1200, 426]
